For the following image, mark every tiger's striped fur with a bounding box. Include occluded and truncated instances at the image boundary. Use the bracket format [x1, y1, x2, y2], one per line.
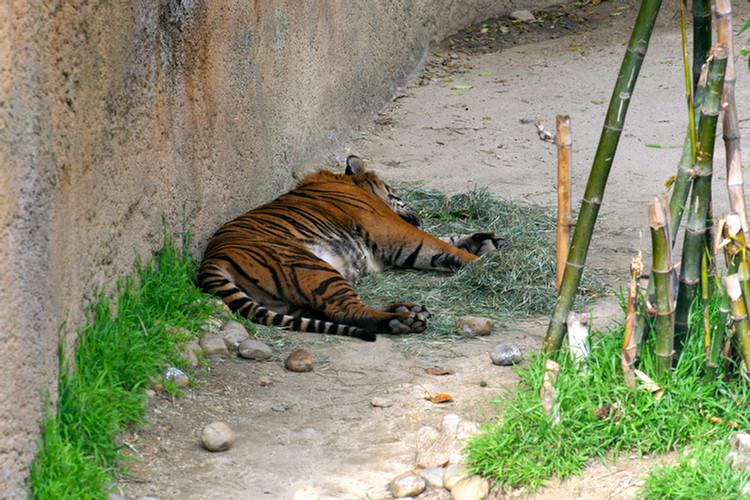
[198, 155, 504, 341]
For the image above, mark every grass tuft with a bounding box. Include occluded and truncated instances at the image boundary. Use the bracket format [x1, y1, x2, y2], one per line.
[357, 186, 603, 338]
[466, 320, 750, 494]
[30, 234, 225, 500]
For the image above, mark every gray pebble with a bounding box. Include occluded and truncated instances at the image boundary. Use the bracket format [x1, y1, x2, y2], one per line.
[443, 463, 470, 490]
[238, 339, 272, 360]
[490, 342, 523, 366]
[200, 421, 235, 452]
[370, 397, 394, 408]
[219, 321, 250, 346]
[419, 466, 446, 487]
[510, 9, 536, 22]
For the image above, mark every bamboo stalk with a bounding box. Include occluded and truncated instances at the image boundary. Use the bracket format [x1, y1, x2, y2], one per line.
[556, 115, 572, 289]
[680, 0, 696, 162]
[673, 45, 728, 351]
[668, 65, 708, 244]
[649, 196, 675, 377]
[544, 0, 663, 353]
[692, 0, 712, 90]
[622, 254, 643, 388]
[724, 274, 750, 370]
[715, 0, 748, 234]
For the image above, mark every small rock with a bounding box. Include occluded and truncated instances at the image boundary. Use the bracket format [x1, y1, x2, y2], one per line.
[510, 9, 536, 22]
[200, 422, 235, 452]
[454, 316, 495, 336]
[371, 397, 394, 408]
[108, 494, 126, 500]
[271, 403, 290, 412]
[419, 467, 446, 487]
[730, 432, 750, 453]
[389, 472, 426, 498]
[285, 348, 314, 372]
[199, 316, 223, 333]
[143, 388, 156, 398]
[450, 474, 490, 500]
[259, 377, 272, 386]
[299, 427, 317, 439]
[417, 415, 479, 468]
[490, 342, 523, 366]
[199, 335, 229, 356]
[164, 366, 189, 388]
[238, 339, 273, 360]
[291, 486, 318, 500]
[182, 342, 201, 366]
[443, 463, 471, 490]
[219, 321, 250, 346]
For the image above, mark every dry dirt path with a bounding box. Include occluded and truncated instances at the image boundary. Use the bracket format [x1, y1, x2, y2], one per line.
[117, 1, 750, 499]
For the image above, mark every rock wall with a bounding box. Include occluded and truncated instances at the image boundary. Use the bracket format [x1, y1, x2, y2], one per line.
[0, 0, 551, 497]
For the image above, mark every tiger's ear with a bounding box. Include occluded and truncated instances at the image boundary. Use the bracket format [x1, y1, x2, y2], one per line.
[345, 155, 366, 176]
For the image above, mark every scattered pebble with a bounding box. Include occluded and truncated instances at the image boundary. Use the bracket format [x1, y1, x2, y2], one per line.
[199, 316, 223, 333]
[238, 339, 273, 360]
[510, 9, 536, 22]
[417, 414, 479, 468]
[490, 342, 523, 366]
[454, 316, 494, 336]
[725, 432, 750, 468]
[371, 397, 394, 408]
[443, 463, 471, 490]
[291, 486, 318, 500]
[285, 348, 314, 372]
[389, 471, 426, 498]
[419, 466, 446, 487]
[182, 342, 201, 366]
[259, 377, 272, 386]
[219, 321, 250, 346]
[200, 422, 235, 452]
[478, 380, 487, 387]
[449, 474, 490, 500]
[164, 366, 189, 388]
[271, 403, 290, 412]
[143, 388, 156, 398]
[199, 335, 230, 356]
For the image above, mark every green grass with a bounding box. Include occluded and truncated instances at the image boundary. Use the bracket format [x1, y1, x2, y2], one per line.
[30, 234, 227, 500]
[638, 443, 750, 500]
[357, 186, 603, 338]
[466, 317, 750, 496]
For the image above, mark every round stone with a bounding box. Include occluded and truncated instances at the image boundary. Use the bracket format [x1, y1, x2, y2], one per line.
[443, 463, 471, 490]
[200, 422, 235, 452]
[291, 486, 318, 500]
[164, 366, 189, 387]
[199, 334, 229, 356]
[285, 348, 314, 372]
[219, 321, 250, 346]
[389, 471, 426, 498]
[371, 397, 394, 408]
[490, 342, 523, 366]
[238, 339, 273, 360]
[454, 316, 495, 336]
[450, 474, 490, 500]
[418, 466, 446, 487]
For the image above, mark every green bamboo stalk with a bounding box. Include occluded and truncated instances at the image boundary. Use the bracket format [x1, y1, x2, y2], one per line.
[724, 274, 750, 370]
[544, 0, 663, 353]
[668, 67, 708, 244]
[649, 196, 675, 378]
[673, 45, 728, 352]
[693, 0, 712, 90]
[679, 0, 696, 163]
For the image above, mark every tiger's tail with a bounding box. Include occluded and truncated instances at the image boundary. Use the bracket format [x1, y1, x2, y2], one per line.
[199, 266, 376, 341]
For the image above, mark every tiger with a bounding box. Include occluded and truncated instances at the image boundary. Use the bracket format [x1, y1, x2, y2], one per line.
[198, 155, 505, 341]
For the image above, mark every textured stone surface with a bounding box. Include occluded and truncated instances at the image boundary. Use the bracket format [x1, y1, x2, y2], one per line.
[200, 422, 236, 452]
[0, 0, 554, 494]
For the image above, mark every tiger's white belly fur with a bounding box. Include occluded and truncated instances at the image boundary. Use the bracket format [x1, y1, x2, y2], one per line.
[305, 240, 384, 284]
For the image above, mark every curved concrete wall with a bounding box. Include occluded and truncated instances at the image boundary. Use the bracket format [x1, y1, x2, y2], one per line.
[0, 0, 551, 497]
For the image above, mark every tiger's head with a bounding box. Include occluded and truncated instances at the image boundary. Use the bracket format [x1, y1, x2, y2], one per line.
[345, 155, 424, 229]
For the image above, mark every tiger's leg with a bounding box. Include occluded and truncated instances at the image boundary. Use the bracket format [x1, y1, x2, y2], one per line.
[438, 233, 507, 256]
[200, 241, 429, 336]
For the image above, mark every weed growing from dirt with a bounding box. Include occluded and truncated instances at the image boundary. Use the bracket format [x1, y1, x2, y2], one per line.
[30, 235, 225, 500]
[357, 186, 603, 339]
[466, 319, 750, 496]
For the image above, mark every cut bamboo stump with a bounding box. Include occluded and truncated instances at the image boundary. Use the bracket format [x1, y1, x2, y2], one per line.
[555, 115, 572, 290]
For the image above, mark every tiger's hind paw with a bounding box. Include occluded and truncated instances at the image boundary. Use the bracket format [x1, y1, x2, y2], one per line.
[384, 303, 431, 334]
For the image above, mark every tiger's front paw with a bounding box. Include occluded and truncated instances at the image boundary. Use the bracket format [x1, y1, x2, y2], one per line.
[441, 233, 507, 256]
[384, 303, 431, 334]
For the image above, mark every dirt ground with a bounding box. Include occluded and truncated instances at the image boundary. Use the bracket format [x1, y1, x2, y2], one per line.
[116, 1, 750, 499]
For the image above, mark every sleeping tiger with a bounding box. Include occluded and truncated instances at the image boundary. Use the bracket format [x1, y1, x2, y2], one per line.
[198, 155, 505, 341]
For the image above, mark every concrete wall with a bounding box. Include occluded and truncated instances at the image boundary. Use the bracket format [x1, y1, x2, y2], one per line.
[0, 0, 551, 497]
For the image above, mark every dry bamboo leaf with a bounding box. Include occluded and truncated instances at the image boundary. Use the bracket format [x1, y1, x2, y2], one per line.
[424, 367, 455, 376]
[633, 369, 664, 400]
[414, 382, 454, 404]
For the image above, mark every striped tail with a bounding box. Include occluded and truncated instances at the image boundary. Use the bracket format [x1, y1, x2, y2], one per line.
[199, 266, 376, 341]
